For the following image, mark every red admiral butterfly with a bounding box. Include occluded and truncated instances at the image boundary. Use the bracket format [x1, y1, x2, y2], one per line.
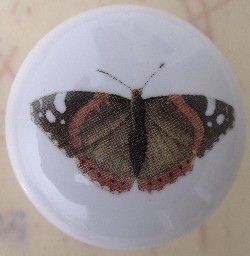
[30, 64, 234, 194]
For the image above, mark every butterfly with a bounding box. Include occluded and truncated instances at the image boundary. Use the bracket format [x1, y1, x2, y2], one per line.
[30, 63, 235, 194]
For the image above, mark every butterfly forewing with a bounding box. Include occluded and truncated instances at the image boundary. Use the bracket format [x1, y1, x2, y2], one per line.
[182, 95, 235, 157]
[30, 92, 95, 157]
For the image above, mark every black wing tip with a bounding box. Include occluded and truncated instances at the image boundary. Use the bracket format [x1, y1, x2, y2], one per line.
[197, 122, 235, 158]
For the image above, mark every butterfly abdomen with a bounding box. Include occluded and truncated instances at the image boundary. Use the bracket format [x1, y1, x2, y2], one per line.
[129, 90, 147, 177]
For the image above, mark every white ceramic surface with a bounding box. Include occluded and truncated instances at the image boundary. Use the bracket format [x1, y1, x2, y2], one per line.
[6, 5, 245, 250]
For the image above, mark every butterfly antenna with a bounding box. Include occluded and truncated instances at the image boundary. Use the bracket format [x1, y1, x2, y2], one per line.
[96, 69, 132, 91]
[142, 62, 165, 89]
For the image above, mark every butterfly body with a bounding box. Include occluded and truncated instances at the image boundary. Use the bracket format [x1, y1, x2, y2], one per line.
[129, 89, 147, 177]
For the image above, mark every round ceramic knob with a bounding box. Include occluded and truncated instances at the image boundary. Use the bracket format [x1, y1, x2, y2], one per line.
[6, 5, 245, 250]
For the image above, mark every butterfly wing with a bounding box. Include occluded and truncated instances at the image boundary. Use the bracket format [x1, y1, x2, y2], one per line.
[182, 95, 235, 157]
[31, 91, 95, 157]
[137, 95, 234, 192]
[31, 92, 135, 193]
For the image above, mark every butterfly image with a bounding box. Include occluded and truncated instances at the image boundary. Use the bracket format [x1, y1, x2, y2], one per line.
[30, 63, 235, 194]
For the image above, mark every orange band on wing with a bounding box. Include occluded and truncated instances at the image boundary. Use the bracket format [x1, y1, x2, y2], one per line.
[68, 93, 110, 148]
[169, 95, 205, 153]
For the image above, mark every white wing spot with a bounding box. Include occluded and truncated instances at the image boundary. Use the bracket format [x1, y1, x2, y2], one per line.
[205, 98, 216, 116]
[207, 121, 212, 127]
[60, 119, 65, 124]
[54, 93, 66, 114]
[45, 110, 56, 123]
[38, 112, 43, 117]
[216, 114, 225, 125]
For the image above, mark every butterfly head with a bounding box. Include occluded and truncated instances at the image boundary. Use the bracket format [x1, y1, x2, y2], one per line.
[132, 88, 143, 97]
